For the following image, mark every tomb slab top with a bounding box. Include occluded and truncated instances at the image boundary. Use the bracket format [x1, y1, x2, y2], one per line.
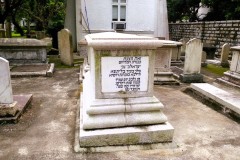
[231, 46, 240, 51]
[0, 38, 47, 47]
[85, 32, 164, 49]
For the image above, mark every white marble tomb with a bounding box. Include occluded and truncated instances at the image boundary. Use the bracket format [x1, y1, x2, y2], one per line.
[79, 32, 174, 150]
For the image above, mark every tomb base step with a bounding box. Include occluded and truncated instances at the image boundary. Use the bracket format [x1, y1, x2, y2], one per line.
[190, 83, 240, 119]
[79, 101, 174, 151]
[180, 73, 203, 83]
[217, 78, 240, 90]
[79, 122, 174, 150]
[83, 110, 168, 130]
[154, 72, 179, 85]
[88, 96, 164, 115]
[218, 71, 240, 86]
[0, 101, 18, 117]
[0, 94, 32, 123]
[171, 60, 183, 66]
[81, 93, 168, 130]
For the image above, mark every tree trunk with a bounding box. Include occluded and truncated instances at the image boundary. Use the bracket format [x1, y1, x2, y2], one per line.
[5, 21, 12, 38]
[12, 17, 24, 36]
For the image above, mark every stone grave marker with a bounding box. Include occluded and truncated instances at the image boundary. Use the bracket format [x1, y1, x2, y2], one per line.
[78, 32, 174, 151]
[0, 57, 32, 122]
[0, 38, 47, 64]
[220, 43, 230, 67]
[0, 57, 17, 116]
[218, 46, 240, 87]
[180, 38, 203, 83]
[0, 29, 6, 38]
[230, 46, 240, 74]
[170, 42, 183, 66]
[201, 51, 207, 66]
[0, 57, 13, 104]
[179, 38, 189, 57]
[58, 29, 73, 66]
[154, 40, 180, 85]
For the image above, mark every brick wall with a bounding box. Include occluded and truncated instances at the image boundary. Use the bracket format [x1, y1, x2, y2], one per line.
[169, 20, 240, 56]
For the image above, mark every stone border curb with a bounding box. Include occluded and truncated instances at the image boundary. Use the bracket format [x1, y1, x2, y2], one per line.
[10, 63, 55, 78]
[0, 94, 33, 124]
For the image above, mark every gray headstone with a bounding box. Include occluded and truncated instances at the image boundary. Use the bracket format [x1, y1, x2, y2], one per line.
[0, 29, 6, 38]
[202, 51, 207, 62]
[184, 38, 203, 74]
[0, 57, 13, 104]
[58, 29, 74, 66]
[220, 43, 230, 67]
[179, 38, 189, 56]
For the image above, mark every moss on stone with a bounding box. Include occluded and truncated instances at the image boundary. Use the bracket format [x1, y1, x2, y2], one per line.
[202, 64, 229, 76]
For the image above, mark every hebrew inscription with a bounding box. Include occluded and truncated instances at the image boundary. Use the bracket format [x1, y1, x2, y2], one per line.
[101, 56, 149, 93]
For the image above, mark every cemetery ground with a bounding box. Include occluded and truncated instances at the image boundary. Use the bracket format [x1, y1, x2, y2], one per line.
[0, 55, 240, 160]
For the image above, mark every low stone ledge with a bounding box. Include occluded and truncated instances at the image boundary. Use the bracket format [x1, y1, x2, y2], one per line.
[185, 83, 240, 122]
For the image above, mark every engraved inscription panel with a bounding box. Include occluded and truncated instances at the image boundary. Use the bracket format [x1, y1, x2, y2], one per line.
[101, 56, 149, 93]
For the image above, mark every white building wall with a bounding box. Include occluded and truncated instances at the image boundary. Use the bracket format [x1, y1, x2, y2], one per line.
[81, 0, 112, 31]
[126, 0, 155, 32]
[81, 0, 155, 33]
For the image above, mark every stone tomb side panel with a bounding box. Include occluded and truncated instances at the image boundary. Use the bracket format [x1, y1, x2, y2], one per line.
[230, 51, 240, 73]
[95, 49, 155, 99]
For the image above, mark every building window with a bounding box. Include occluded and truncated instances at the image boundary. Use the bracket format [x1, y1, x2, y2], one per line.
[112, 0, 126, 22]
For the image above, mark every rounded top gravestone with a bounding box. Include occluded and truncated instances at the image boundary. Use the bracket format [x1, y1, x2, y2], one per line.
[0, 57, 13, 104]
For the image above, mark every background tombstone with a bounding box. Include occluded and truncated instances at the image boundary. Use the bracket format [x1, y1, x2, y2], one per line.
[0, 58, 18, 116]
[180, 38, 203, 83]
[218, 46, 240, 87]
[201, 51, 207, 66]
[0, 57, 33, 121]
[220, 43, 230, 67]
[179, 38, 189, 60]
[58, 29, 74, 66]
[0, 29, 6, 38]
[154, 41, 180, 85]
[0, 58, 14, 104]
[0, 38, 47, 64]
[170, 42, 183, 66]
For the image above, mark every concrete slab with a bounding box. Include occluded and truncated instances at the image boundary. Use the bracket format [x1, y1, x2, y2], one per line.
[0, 94, 32, 123]
[10, 63, 55, 77]
[190, 83, 240, 118]
[206, 59, 221, 65]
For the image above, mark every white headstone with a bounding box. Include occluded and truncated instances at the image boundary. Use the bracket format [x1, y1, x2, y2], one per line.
[230, 46, 240, 73]
[58, 29, 73, 66]
[0, 57, 13, 104]
[184, 38, 203, 74]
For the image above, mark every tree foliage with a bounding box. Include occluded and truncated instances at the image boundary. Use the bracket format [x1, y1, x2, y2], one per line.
[201, 0, 240, 21]
[167, 0, 201, 22]
[20, 0, 66, 31]
[0, 0, 65, 36]
[167, 0, 240, 22]
[0, 0, 24, 24]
